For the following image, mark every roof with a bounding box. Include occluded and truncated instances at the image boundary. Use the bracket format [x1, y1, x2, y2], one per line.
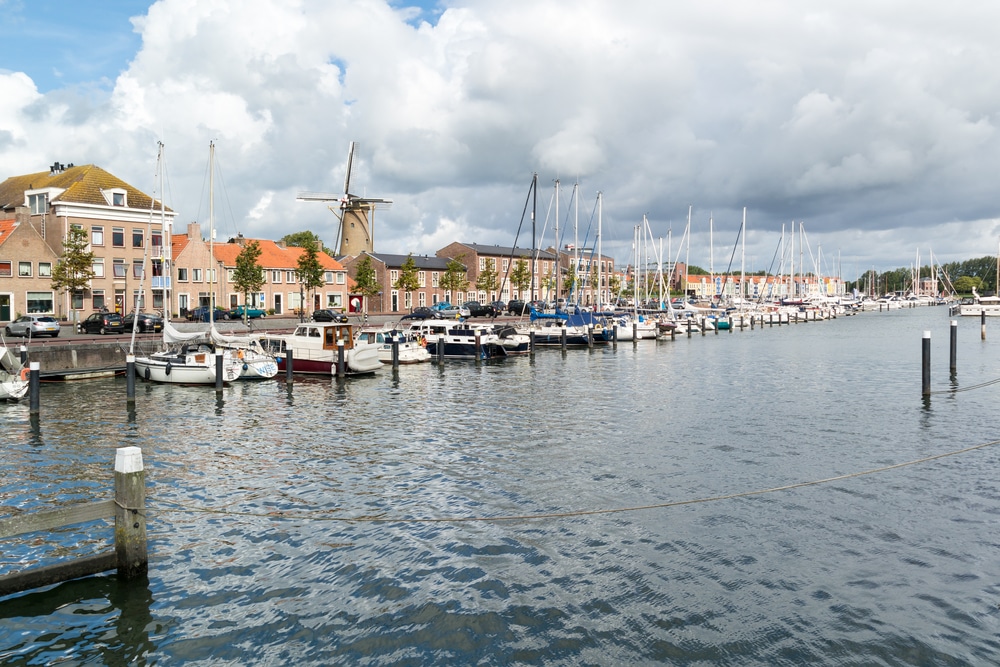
[0, 219, 16, 248]
[453, 243, 557, 261]
[0, 164, 170, 212]
[369, 252, 457, 270]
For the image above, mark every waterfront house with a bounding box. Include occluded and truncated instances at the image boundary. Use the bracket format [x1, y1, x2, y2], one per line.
[0, 162, 175, 321]
[340, 252, 459, 314]
[0, 216, 61, 321]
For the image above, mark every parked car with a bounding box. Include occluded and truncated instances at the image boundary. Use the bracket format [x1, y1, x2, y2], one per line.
[490, 300, 507, 314]
[187, 306, 229, 322]
[507, 299, 528, 315]
[123, 311, 164, 333]
[78, 311, 125, 335]
[311, 309, 348, 323]
[431, 301, 471, 318]
[229, 305, 267, 319]
[400, 307, 443, 321]
[5, 314, 60, 338]
[463, 301, 497, 318]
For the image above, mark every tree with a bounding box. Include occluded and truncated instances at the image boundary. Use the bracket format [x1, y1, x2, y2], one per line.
[232, 240, 265, 321]
[352, 255, 381, 313]
[440, 255, 469, 299]
[562, 264, 578, 299]
[953, 275, 982, 295]
[282, 230, 326, 251]
[296, 238, 325, 316]
[51, 226, 95, 316]
[476, 257, 499, 297]
[393, 254, 420, 310]
[510, 259, 531, 298]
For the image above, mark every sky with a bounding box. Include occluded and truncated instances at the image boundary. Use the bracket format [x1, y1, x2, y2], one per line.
[3, 0, 1000, 281]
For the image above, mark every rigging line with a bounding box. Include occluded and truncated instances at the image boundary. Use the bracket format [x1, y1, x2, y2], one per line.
[144, 438, 1000, 525]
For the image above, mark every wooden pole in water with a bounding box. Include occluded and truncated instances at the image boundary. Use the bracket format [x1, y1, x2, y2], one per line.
[285, 348, 294, 384]
[28, 361, 40, 415]
[529, 330, 535, 356]
[981, 310, 987, 341]
[214, 353, 223, 391]
[126, 354, 136, 403]
[922, 330, 931, 396]
[950, 320, 957, 373]
[474, 330, 482, 362]
[336, 339, 345, 377]
[391, 337, 399, 369]
[114, 446, 147, 579]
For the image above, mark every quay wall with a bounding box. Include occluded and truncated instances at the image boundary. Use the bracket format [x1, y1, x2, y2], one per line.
[25, 342, 129, 378]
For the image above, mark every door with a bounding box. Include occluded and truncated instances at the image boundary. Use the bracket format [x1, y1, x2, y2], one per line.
[0, 294, 9, 321]
[274, 294, 282, 314]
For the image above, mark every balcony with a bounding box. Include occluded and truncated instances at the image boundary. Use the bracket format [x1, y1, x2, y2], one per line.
[151, 276, 171, 290]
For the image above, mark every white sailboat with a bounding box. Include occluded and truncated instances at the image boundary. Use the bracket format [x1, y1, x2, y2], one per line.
[0, 345, 28, 401]
[134, 141, 242, 385]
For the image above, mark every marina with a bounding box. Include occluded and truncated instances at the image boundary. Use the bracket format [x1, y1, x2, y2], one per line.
[2, 306, 1000, 664]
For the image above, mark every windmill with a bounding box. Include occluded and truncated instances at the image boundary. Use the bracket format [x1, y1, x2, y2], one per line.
[297, 142, 392, 257]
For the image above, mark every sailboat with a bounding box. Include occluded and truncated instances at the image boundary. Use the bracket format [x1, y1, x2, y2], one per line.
[0, 345, 28, 401]
[134, 142, 242, 385]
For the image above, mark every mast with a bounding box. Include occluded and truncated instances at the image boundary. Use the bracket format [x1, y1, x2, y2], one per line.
[596, 191, 603, 308]
[553, 179, 560, 304]
[709, 213, 714, 302]
[209, 141, 216, 326]
[530, 173, 537, 301]
[684, 205, 691, 301]
[740, 207, 746, 305]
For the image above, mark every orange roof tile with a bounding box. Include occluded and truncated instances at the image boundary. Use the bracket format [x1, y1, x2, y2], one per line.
[0, 219, 16, 248]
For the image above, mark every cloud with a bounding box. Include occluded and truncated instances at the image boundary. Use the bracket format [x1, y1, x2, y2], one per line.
[3, 0, 1000, 277]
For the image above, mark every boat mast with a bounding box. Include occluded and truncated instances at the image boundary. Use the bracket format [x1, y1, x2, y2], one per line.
[684, 206, 691, 302]
[596, 191, 603, 308]
[709, 213, 714, 302]
[740, 207, 746, 306]
[209, 141, 215, 326]
[553, 179, 559, 305]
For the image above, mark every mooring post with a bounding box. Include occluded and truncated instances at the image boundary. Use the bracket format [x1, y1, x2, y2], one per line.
[981, 310, 987, 341]
[285, 348, 294, 384]
[922, 330, 931, 396]
[561, 328, 567, 351]
[474, 330, 482, 362]
[950, 320, 957, 374]
[28, 361, 40, 415]
[214, 353, 223, 392]
[114, 446, 147, 579]
[437, 336, 445, 364]
[336, 339, 345, 377]
[587, 325, 594, 348]
[632, 322, 637, 347]
[19, 345, 26, 365]
[529, 329, 535, 356]
[391, 336, 400, 369]
[126, 354, 136, 403]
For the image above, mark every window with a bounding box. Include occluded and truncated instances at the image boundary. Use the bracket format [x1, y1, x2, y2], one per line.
[227, 269, 235, 281]
[26, 291, 53, 313]
[113, 192, 126, 206]
[418, 292, 426, 307]
[92, 226, 104, 246]
[432, 272, 439, 288]
[132, 229, 144, 248]
[92, 258, 104, 278]
[133, 261, 144, 278]
[18, 262, 31, 277]
[418, 271, 426, 288]
[112, 227, 125, 247]
[192, 269, 202, 282]
[390, 270, 398, 283]
[271, 270, 281, 283]
[113, 262, 127, 279]
[38, 262, 51, 277]
[479, 257, 486, 271]
[72, 291, 84, 309]
[502, 259, 509, 272]
[177, 268, 188, 282]
[92, 291, 105, 311]
[0, 261, 10, 277]
[286, 270, 296, 283]
[28, 192, 48, 214]
[336, 272, 345, 285]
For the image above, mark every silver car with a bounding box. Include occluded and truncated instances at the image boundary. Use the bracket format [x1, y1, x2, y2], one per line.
[5, 314, 60, 338]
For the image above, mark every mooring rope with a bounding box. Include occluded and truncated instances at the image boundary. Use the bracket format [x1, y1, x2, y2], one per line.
[928, 376, 1000, 395]
[148, 437, 1000, 524]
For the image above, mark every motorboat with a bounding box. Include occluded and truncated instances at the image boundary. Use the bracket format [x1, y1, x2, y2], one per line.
[260, 322, 382, 375]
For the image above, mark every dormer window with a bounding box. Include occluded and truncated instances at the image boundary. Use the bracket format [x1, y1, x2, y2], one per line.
[28, 192, 48, 214]
[102, 188, 127, 207]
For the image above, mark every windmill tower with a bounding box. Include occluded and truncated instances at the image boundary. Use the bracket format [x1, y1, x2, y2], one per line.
[297, 142, 392, 256]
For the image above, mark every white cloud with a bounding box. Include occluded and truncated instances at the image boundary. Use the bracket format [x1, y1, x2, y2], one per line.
[2, 0, 1000, 275]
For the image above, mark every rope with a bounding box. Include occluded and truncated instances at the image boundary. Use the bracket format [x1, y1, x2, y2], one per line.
[928, 376, 1000, 395]
[147, 438, 1000, 525]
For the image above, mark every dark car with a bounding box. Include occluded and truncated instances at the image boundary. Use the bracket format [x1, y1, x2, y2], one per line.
[312, 309, 348, 323]
[400, 306, 443, 321]
[187, 306, 229, 322]
[463, 301, 497, 318]
[78, 311, 125, 335]
[490, 300, 507, 314]
[123, 311, 164, 333]
[507, 299, 528, 315]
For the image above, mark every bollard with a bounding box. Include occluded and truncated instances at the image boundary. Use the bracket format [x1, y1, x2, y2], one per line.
[114, 446, 147, 579]
[126, 354, 136, 403]
[587, 325, 594, 348]
[950, 320, 957, 374]
[19, 345, 26, 365]
[612, 324, 618, 347]
[529, 330, 535, 356]
[285, 348, 294, 383]
[28, 361, 40, 414]
[750, 316, 754, 330]
[922, 330, 931, 396]
[214, 353, 223, 392]
[982, 310, 987, 341]
[632, 322, 638, 347]
[391, 337, 400, 369]
[561, 328, 567, 351]
[475, 330, 482, 361]
[336, 339, 345, 377]
[437, 335, 445, 364]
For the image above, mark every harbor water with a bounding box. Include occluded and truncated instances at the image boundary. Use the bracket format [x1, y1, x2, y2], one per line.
[2, 307, 999, 665]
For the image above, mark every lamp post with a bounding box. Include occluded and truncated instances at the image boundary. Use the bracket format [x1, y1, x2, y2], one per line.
[299, 283, 304, 323]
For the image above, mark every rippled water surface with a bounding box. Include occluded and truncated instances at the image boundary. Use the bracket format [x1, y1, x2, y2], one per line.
[3, 307, 1000, 665]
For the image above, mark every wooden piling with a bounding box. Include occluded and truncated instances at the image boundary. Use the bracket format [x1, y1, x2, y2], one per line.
[285, 348, 294, 383]
[336, 339, 345, 377]
[981, 310, 987, 341]
[114, 446, 147, 579]
[214, 353, 223, 391]
[28, 361, 39, 414]
[950, 320, 957, 373]
[922, 330, 931, 396]
[126, 354, 136, 402]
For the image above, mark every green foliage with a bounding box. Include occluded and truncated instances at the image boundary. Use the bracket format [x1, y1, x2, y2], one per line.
[476, 257, 499, 294]
[953, 275, 982, 294]
[50, 226, 95, 295]
[509, 259, 531, 293]
[282, 230, 326, 251]
[687, 264, 709, 275]
[393, 254, 420, 300]
[353, 255, 381, 299]
[232, 240, 264, 313]
[296, 239, 325, 311]
[440, 255, 469, 294]
[562, 264, 577, 294]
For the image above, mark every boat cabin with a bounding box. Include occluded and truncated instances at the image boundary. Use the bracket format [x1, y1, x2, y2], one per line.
[290, 323, 357, 350]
